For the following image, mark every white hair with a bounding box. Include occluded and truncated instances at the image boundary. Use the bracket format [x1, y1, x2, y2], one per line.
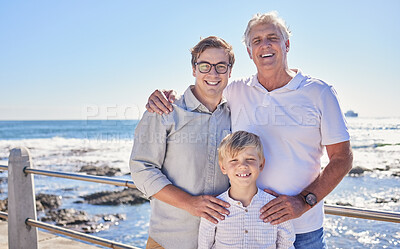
[243, 11, 291, 49]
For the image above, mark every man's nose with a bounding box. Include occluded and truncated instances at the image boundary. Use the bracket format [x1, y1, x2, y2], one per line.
[261, 38, 271, 47]
[209, 66, 219, 76]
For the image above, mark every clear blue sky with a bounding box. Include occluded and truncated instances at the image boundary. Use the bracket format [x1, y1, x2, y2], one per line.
[1, 0, 399, 120]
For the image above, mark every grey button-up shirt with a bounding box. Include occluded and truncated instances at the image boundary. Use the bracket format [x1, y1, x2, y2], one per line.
[130, 86, 231, 249]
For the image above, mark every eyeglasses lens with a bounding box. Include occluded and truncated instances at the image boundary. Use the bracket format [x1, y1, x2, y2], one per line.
[198, 63, 211, 73]
[215, 64, 228, 74]
[197, 62, 228, 74]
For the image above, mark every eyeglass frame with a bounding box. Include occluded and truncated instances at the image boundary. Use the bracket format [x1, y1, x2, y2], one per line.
[194, 61, 232, 74]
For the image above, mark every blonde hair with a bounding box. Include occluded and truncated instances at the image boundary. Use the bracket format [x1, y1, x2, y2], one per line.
[243, 11, 291, 49]
[218, 131, 264, 163]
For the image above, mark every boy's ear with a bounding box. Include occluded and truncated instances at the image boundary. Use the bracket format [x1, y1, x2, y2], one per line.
[259, 158, 265, 171]
[219, 161, 227, 174]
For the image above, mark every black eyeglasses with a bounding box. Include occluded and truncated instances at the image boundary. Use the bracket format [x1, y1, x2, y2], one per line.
[194, 62, 231, 74]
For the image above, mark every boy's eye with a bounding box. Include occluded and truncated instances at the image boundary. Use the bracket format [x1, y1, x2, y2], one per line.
[246, 158, 255, 161]
[229, 159, 238, 162]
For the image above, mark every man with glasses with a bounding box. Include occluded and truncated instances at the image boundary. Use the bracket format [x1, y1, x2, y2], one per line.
[130, 36, 234, 249]
[145, 12, 353, 248]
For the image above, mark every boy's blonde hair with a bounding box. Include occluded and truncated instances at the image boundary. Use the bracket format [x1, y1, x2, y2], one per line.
[218, 131, 264, 163]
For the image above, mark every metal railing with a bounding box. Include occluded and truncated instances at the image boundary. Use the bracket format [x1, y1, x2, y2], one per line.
[23, 167, 136, 188]
[3, 146, 142, 249]
[2, 149, 400, 249]
[3, 165, 399, 224]
[0, 210, 137, 249]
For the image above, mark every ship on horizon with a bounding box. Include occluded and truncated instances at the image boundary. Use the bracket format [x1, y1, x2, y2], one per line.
[345, 110, 358, 117]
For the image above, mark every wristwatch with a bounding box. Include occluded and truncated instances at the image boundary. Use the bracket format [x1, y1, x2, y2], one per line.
[300, 191, 317, 207]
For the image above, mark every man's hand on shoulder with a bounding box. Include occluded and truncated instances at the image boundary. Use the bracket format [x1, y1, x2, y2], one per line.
[260, 189, 309, 225]
[146, 89, 176, 114]
[185, 195, 230, 224]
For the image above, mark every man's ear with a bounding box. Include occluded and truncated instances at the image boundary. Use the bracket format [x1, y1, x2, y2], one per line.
[219, 161, 227, 174]
[285, 39, 290, 52]
[192, 66, 196, 77]
[260, 158, 265, 171]
[247, 47, 253, 60]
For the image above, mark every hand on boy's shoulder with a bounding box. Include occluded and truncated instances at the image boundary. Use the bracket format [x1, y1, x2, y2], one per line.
[259, 189, 308, 225]
[185, 195, 230, 224]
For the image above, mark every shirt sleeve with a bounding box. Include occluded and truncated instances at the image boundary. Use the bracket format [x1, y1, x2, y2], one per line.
[198, 217, 217, 249]
[319, 86, 350, 145]
[129, 111, 172, 198]
[276, 220, 295, 249]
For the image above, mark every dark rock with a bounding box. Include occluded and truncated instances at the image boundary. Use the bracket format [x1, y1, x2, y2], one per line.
[0, 177, 7, 184]
[81, 222, 110, 233]
[374, 166, 390, 171]
[41, 208, 90, 226]
[1, 194, 62, 212]
[0, 199, 7, 212]
[81, 188, 148, 205]
[68, 149, 96, 156]
[79, 165, 122, 176]
[97, 213, 127, 223]
[36, 193, 62, 211]
[336, 201, 353, 206]
[348, 166, 371, 176]
[375, 198, 390, 204]
[61, 187, 77, 191]
[40, 208, 126, 233]
[392, 171, 400, 177]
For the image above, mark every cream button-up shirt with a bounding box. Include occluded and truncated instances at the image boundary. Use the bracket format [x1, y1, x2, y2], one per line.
[130, 86, 231, 249]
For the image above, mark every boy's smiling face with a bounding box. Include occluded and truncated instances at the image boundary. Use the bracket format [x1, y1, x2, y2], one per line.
[220, 146, 265, 188]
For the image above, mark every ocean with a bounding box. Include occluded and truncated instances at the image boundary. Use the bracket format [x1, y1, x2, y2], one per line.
[0, 118, 399, 248]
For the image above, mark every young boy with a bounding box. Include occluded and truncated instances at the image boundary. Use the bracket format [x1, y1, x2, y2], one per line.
[198, 131, 295, 249]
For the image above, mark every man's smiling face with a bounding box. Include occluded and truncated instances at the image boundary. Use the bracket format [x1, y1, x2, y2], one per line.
[247, 23, 289, 72]
[192, 47, 231, 102]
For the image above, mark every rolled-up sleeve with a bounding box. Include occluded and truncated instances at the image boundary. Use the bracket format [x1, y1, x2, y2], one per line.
[129, 111, 172, 198]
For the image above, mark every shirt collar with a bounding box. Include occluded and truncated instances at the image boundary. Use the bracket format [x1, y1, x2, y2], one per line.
[183, 85, 227, 113]
[249, 69, 305, 93]
[225, 187, 261, 208]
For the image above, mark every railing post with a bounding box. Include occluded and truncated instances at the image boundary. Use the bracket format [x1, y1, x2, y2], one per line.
[8, 147, 38, 249]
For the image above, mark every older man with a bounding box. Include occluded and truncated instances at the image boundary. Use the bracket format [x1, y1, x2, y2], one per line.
[147, 12, 353, 248]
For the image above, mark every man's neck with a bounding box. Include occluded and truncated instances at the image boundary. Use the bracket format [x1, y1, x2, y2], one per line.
[191, 88, 221, 112]
[257, 68, 297, 92]
[228, 184, 258, 207]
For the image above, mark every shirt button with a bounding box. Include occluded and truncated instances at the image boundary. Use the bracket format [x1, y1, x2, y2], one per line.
[245, 209, 248, 212]
[237, 202, 241, 205]
[244, 230, 248, 234]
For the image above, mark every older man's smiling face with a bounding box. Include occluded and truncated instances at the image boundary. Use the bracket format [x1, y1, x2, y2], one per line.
[247, 23, 289, 72]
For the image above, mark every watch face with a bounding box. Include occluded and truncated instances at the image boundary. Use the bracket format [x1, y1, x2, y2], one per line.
[305, 193, 317, 206]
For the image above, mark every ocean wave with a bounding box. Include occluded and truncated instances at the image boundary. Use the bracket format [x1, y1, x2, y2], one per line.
[352, 143, 400, 149]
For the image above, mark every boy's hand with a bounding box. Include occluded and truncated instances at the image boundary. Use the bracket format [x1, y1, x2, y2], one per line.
[185, 195, 230, 224]
[145, 89, 176, 114]
[260, 189, 308, 225]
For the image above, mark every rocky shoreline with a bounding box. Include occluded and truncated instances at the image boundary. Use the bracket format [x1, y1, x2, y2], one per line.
[0, 165, 148, 233]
